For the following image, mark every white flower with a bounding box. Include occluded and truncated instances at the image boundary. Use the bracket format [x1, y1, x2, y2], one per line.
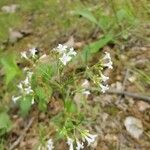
[102, 52, 113, 69]
[24, 86, 33, 94]
[56, 44, 67, 54]
[23, 76, 29, 85]
[100, 84, 109, 93]
[82, 131, 97, 146]
[21, 51, 28, 59]
[12, 95, 21, 103]
[76, 140, 84, 150]
[103, 52, 111, 60]
[27, 71, 33, 79]
[68, 47, 77, 56]
[17, 83, 23, 91]
[29, 48, 37, 58]
[101, 73, 109, 82]
[103, 61, 113, 69]
[59, 53, 72, 65]
[47, 139, 54, 150]
[67, 137, 74, 150]
[31, 98, 34, 104]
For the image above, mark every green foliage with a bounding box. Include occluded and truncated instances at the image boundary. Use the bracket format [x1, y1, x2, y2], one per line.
[0, 112, 12, 136]
[74, 9, 98, 25]
[19, 96, 32, 117]
[0, 54, 20, 85]
[35, 86, 52, 111]
[35, 64, 54, 82]
[64, 99, 77, 113]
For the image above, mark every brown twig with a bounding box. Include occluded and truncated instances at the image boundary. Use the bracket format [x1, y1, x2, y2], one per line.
[9, 117, 34, 150]
[107, 89, 150, 103]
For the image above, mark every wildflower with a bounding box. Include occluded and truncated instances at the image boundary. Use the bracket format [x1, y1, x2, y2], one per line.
[12, 95, 21, 103]
[103, 52, 111, 60]
[23, 76, 29, 85]
[24, 86, 33, 94]
[31, 98, 34, 104]
[17, 83, 23, 91]
[67, 47, 77, 56]
[47, 139, 54, 150]
[56, 44, 67, 54]
[100, 84, 109, 93]
[27, 71, 33, 79]
[103, 52, 113, 69]
[76, 140, 84, 150]
[101, 73, 109, 82]
[59, 53, 72, 65]
[21, 51, 28, 59]
[29, 48, 37, 58]
[82, 131, 97, 146]
[103, 61, 113, 69]
[67, 137, 74, 150]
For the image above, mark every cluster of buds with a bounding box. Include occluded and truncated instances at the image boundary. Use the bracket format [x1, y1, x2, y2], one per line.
[67, 130, 97, 150]
[12, 70, 34, 104]
[54, 44, 77, 65]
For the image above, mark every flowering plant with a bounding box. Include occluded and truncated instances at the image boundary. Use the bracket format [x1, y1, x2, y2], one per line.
[12, 44, 113, 149]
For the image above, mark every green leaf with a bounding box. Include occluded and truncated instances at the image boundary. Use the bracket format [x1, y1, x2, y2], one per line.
[74, 9, 98, 25]
[20, 96, 32, 117]
[35, 64, 54, 82]
[98, 15, 113, 32]
[0, 112, 12, 136]
[87, 34, 113, 53]
[1, 54, 20, 85]
[82, 34, 113, 62]
[35, 86, 52, 111]
[65, 99, 76, 113]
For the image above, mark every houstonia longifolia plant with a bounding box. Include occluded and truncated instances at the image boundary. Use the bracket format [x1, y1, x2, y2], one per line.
[12, 44, 113, 150]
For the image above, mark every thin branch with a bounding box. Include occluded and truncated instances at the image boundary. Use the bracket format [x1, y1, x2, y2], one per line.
[107, 89, 150, 103]
[9, 117, 34, 150]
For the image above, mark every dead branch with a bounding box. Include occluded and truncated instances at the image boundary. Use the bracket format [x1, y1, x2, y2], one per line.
[9, 117, 34, 150]
[107, 89, 150, 103]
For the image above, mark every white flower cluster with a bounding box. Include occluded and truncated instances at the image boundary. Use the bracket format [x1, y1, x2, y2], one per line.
[12, 71, 34, 104]
[103, 52, 113, 69]
[21, 48, 37, 59]
[47, 139, 54, 150]
[67, 130, 97, 150]
[38, 139, 54, 150]
[99, 52, 113, 93]
[54, 44, 77, 65]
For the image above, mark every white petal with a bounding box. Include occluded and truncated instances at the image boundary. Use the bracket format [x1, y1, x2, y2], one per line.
[67, 137, 74, 150]
[76, 140, 84, 150]
[47, 139, 54, 150]
[103, 52, 111, 60]
[101, 73, 109, 82]
[21, 51, 28, 59]
[100, 84, 109, 93]
[29, 48, 37, 58]
[12, 95, 21, 103]
[59, 54, 72, 65]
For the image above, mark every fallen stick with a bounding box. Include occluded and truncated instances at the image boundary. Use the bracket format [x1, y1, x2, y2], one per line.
[9, 117, 34, 150]
[107, 89, 150, 103]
